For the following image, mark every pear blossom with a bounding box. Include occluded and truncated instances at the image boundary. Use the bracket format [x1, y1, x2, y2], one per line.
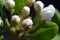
[40, 5, 55, 21]
[22, 18, 33, 26]
[22, 6, 30, 16]
[11, 15, 20, 24]
[5, 0, 15, 9]
[26, 0, 35, 6]
[34, 1, 44, 12]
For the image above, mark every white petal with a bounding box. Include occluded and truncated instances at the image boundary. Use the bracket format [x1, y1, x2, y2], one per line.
[43, 4, 55, 14]
[48, 4, 55, 14]
[40, 10, 54, 21]
[40, 5, 55, 21]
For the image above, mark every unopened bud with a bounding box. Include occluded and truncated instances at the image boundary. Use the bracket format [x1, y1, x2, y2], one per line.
[26, 0, 35, 6]
[5, 0, 15, 9]
[11, 15, 20, 24]
[22, 18, 33, 26]
[22, 6, 30, 16]
[34, 1, 44, 12]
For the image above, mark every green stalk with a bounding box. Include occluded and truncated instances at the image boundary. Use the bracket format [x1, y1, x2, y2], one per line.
[1, 6, 11, 27]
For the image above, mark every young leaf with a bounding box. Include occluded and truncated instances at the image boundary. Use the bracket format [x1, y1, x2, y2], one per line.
[14, 0, 26, 15]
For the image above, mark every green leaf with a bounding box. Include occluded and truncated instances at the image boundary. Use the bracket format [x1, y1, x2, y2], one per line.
[52, 10, 60, 33]
[32, 22, 58, 40]
[52, 34, 60, 40]
[14, 0, 26, 15]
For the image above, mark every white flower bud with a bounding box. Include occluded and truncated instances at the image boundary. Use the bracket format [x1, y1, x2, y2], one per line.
[40, 5, 55, 21]
[26, 0, 35, 6]
[0, 17, 3, 27]
[34, 1, 44, 12]
[11, 15, 20, 24]
[22, 18, 33, 26]
[5, 0, 15, 9]
[22, 6, 30, 16]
